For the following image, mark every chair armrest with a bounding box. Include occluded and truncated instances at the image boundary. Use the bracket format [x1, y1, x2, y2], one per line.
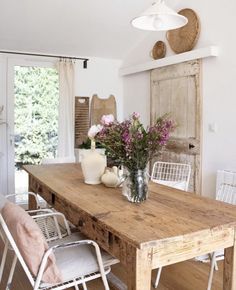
[27, 209, 54, 215]
[34, 240, 109, 289]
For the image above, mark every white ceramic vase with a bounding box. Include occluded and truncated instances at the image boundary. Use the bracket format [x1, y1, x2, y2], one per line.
[81, 141, 106, 185]
[75, 148, 106, 163]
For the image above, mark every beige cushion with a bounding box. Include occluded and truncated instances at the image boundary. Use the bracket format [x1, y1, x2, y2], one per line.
[48, 232, 119, 283]
[2, 201, 62, 284]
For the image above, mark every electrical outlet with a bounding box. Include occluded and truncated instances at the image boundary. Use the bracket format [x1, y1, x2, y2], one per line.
[209, 123, 218, 133]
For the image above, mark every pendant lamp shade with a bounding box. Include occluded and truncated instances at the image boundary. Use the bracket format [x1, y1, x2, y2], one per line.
[131, 0, 188, 31]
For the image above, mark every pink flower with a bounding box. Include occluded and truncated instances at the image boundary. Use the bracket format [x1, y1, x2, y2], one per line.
[132, 112, 140, 120]
[122, 131, 130, 143]
[101, 114, 115, 125]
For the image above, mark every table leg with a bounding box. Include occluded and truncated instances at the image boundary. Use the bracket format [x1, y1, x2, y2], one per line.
[224, 245, 236, 290]
[28, 175, 37, 210]
[126, 247, 152, 290]
[28, 194, 37, 210]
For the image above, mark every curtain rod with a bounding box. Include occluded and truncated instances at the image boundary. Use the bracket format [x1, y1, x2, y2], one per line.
[0, 50, 89, 69]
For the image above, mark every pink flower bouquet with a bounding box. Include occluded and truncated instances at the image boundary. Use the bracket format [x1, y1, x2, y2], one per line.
[95, 113, 175, 202]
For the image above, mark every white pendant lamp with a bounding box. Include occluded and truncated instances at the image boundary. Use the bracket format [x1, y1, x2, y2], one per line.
[131, 0, 188, 31]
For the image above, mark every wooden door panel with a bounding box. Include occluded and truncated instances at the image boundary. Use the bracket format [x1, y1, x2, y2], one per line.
[159, 80, 172, 115]
[165, 137, 200, 156]
[171, 77, 189, 138]
[187, 76, 197, 138]
[151, 60, 202, 193]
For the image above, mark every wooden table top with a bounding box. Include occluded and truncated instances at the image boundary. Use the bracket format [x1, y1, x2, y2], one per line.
[24, 164, 236, 249]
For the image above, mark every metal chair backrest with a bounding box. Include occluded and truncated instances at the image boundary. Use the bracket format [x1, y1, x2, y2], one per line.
[30, 210, 71, 242]
[216, 183, 236, 204]
[5, 192, 41, 210]
[151, 161, 191, 191]
[216, 170, 236, 193]
[0, 214, 35, 287]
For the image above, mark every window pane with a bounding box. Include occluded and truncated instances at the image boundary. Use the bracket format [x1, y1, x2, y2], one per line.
[14, 66, 59, 199]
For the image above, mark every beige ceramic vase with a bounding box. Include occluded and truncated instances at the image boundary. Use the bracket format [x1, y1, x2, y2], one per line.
[81, 141, 106, 185]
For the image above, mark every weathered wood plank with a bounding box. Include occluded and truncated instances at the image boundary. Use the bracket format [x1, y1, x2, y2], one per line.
[151, 60, 200, 81]
[152, 226, 235, 268]
[126, 246, 152, 290]
[224, 238, 236, 290]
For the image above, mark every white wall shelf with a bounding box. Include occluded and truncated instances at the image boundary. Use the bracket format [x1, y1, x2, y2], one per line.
[119, 46, 219, 76]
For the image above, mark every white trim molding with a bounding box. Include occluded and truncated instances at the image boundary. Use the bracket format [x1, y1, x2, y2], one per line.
[120, 46, 219, 76]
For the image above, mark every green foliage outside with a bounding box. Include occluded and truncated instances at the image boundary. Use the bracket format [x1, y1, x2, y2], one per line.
[14, 66, 59, 166]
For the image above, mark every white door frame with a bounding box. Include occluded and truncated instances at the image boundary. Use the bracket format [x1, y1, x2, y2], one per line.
[0, 56, 8, 195]
[6, 56, 57, 195]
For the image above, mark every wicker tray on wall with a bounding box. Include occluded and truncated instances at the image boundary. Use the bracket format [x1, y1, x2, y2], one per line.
[166, 8, 201, 54]
[151, 41, 166, 60]
[74, 96, 90, 148]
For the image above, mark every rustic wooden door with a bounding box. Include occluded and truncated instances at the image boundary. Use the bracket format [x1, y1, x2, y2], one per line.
[151, 60, 202, 193]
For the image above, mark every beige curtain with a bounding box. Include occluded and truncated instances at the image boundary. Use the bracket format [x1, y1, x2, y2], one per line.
[57, 59, 75, 159]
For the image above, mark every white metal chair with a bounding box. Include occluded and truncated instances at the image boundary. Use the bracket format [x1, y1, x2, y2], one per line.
[206, 183, 236, 290]
[151, 161, 191, 288]
[3, 208, 73, 289]
[0, 193, 68, 285]
[1, 208, 71, 290]
[151, 161, 191, 191]
[6, 191, 68, 238]
[0, 206, 119, 290]
[0, 192, 43, 283]
[216, 170, 236, 193]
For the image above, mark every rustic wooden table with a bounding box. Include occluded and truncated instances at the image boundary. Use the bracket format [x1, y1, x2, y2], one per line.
[24, 164, 236, 290]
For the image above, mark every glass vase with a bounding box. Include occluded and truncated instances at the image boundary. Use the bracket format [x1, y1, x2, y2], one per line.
[122, 168, 148, 203]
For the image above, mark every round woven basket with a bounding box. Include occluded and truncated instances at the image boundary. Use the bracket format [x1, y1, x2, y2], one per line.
[166, 8, 201, 54]
[151, 41, 166, 60]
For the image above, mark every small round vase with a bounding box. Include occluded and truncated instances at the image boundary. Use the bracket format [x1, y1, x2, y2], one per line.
[81, 149, 106, 185]
[122, 168, 148, 203]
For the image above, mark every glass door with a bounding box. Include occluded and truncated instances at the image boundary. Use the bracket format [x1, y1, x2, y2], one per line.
[7, 59, 59, 200]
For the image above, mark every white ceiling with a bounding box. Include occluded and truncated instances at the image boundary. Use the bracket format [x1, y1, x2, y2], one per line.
[0, 0, 160, 59]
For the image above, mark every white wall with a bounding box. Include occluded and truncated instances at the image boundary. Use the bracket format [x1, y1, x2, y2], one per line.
[122, 0, 236, 198]
[75, 57, 123, 121]
[123, 72, 150, 127]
